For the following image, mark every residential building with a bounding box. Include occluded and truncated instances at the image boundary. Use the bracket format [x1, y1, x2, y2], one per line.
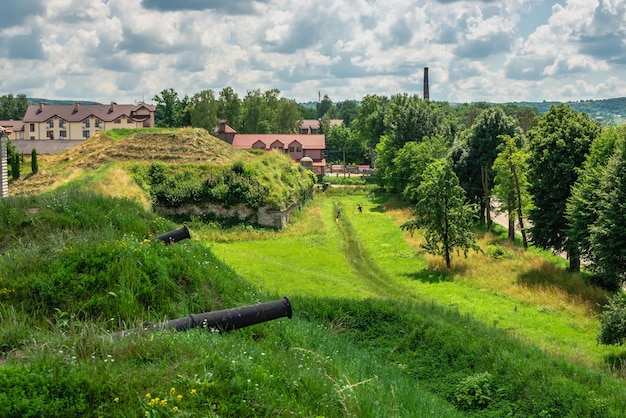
[299, 119, 343, 134]
[0, 120, 24, 140]
[214, 121, 326, 175]
[22, 102, 155, 141]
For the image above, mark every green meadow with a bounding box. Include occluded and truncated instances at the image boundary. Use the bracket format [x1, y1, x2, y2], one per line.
[2, 169, 626, 416]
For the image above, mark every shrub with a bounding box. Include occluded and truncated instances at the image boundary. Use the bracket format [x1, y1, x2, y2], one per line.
[453, 372, 494, 411]
[31, 148, 38, 174]
[597, 292, 626, 345]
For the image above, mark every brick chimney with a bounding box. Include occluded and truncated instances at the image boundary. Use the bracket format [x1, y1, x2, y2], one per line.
[73, 102, 80, 113]
[423, 67, 429, 100]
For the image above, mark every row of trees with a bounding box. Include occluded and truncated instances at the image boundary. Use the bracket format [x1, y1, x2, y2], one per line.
[0, 93, 29, 120]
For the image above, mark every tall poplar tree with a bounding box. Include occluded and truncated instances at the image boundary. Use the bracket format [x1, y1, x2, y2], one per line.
[527, 104, 599, 272]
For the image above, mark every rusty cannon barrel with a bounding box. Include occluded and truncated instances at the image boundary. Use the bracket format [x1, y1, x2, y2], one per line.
[154, 225, 190, 245]
[113, 297, 292, 337]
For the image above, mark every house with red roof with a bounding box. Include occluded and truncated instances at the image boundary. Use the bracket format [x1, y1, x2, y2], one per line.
[0, 120, 23, 140]
[214, 120, 326, 175]
[21, 102, 155, 141]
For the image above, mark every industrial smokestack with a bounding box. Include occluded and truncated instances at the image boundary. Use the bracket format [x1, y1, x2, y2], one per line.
[423, 67, 429, 100]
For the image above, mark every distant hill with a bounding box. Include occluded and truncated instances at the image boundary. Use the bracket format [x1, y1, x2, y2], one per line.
[28, 98, 102, 106]
[501, 97, 626, 125]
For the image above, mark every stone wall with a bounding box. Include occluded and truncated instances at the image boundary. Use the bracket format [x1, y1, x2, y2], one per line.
[156, 199, 305, 229]
[10, 139, 84, 155]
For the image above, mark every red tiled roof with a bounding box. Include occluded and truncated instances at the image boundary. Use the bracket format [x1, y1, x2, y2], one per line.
[23, 102, 156, 123]
[300, 119, 343, 130]
[232, 134, 325, 150]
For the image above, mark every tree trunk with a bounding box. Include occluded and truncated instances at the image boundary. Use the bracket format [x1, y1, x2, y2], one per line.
[481, 166, 492, 231]
[568, 247, 581, 273]
[510, 160, 528, 249]
[508, 207, 515, 242]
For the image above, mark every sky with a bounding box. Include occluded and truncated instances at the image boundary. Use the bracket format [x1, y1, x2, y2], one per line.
[1, 0, 625, 105]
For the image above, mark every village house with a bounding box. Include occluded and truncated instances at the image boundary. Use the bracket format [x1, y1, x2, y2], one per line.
[0, 121, 24, 140]
[299, 119, 343, 134]
[21, 102, 155, 141]
[214, 120, 326, 175]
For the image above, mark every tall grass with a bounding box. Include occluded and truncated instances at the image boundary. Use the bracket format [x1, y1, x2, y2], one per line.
[2, 186, 626, 416]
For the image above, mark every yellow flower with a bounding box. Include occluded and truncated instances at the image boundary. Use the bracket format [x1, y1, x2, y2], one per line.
[190, 389, 197, 395]
[145, 393, 151, 399]
[176, 394, 183, 402]
[113, 397, 120, 403]
[172, 406, 179, 412]
[145, 411, 150, 417]
[160, 399, 168, 406]
[170, 387, 176, 394]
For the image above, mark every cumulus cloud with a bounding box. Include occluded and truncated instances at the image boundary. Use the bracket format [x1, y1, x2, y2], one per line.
[0, 0, 624, 103]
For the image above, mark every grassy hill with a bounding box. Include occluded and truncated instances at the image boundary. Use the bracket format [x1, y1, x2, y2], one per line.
[2, 134, 626, 416]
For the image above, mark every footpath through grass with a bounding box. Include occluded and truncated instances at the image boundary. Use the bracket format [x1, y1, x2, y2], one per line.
[208, 188, 625, 371]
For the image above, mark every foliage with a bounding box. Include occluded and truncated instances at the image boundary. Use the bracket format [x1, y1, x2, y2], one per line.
[453, 372, 494, 411]
[30, 148, 38, 174]
[188, 89, 219, 132]
[450, 106, 523, 226]
[153, 88, 189, 128]
[588, 139, 626, 290]
[492, 134, 531, 246]
[598, 292, 626, 346]
[567, 126, 626, 289]
[132, 153, 315, 212]
[0, 93, 28, 120]
[401, 159, 480, 268]
[325, 124, 367, 165]
[352, 94, 388, 151]
[527, 104, 601, 271]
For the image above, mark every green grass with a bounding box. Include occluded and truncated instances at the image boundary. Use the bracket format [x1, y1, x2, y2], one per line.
[3, 186, 626, 416]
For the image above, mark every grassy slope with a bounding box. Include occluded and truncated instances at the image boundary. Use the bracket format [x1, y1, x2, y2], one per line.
[209, 189, 624, 370]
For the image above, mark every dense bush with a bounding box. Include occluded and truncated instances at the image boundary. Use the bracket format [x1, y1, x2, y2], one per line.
[132, 153, 315, 211]
[597, 292, 626, 345]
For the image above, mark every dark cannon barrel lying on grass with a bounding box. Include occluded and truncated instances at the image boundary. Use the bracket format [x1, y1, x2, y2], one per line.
[154, 225, 191, 245]
[113, 297, 292, 338]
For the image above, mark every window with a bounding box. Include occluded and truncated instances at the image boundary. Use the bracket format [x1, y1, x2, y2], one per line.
[83, 130, 90, 138]
[30, 123, 35, 132]
[95, 119, 101, 128]
[297, 146, 302, 152]
[114, 118, 121, 124]
[59, 130, 67, 140]
[47, 130, 54, 140]
[289, 146, 295, 152]
[83, 119, 90, 128]
[127, 118, 133, 124]
[59, 119, 65, 128]
[48, 119, 54, 128]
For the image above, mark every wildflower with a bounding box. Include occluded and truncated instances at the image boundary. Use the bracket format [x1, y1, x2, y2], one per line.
[177, 395, 183, 402]
[190, 389, 197, 395]
[114, 397, 119, 403]
[172, 406, 179, 412]
[145, 412, 150, 417]
[160, 399, 167, 406]
[145, 393, 151, 399]
[170, 387, 176, 394]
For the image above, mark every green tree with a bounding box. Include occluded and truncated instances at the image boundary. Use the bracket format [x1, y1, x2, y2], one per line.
[189, 89, 219, 132]
[316, 94, 334, 119]
[217, 87, 241, 130]
[352, 94, 388, 153]
[450, 107, 522, 228]
[153, 88, 185, 128]
[31, 148, 38, 174]
[0, 93, 28, 120]
[325, 125, 367, 167]
[492, 135, 531, 247]
[272, 98, 302, 134]
[401, 159, 480, 268]
[588, 138, 626, 290]
[566, 126, 624, 281]
[527, 104, 600, 272]
[390, 135, 450, 202]
[384, 93, 451, 150]
[10, 151, 20, 180]
[597, 293, 626, 345]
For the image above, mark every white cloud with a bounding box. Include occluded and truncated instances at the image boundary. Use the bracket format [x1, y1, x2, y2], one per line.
[0, 0, 624, 104]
